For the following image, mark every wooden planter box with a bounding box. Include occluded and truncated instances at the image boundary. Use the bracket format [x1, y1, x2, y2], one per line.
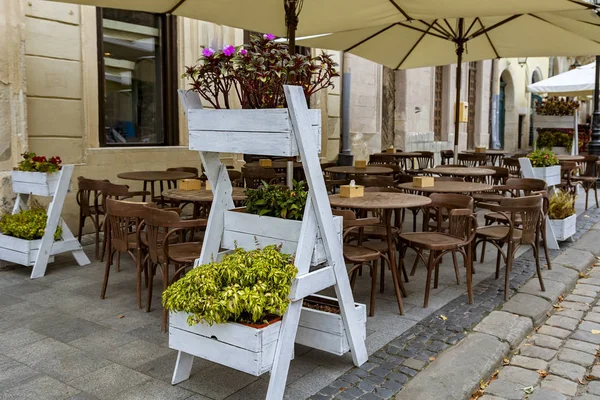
[187, 108, 321, 157]
[532, 115, 575, 130]
[532, 165, 561, 187]
[222, 208, 343, 266]
[169, 312, 281, 376]
[11, 171, 61, 197]
[297, 295, 367, 356]
[0, 234, 55, 266]
[551, 146, 569, 155]
[549, 214, 577, 241]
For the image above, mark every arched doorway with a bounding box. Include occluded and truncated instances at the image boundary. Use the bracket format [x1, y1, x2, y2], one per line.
[529, 70, 543, 147]
[499, 69, 516, 151]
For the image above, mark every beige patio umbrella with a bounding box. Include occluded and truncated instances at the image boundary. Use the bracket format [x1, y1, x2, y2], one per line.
[295, 8, 600, 157]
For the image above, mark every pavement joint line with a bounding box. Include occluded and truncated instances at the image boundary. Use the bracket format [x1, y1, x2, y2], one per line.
[309, 207, 600, 400]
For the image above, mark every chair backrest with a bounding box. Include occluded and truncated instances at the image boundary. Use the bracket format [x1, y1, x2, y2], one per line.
[439, 164, 467, 168]
[579, 155, 600, 177]
[458, 153, 486, 167]
[498, 195, 542, 245]
[142, 206, 183, 263]
[77, 177, 109, 217]
[241, 165, 280, 189]
[448, 208, 477, 241]
[424, 193, 474, 232]
[440, 150, 454, 165]
[369, 154, 397, 165]
[382, 148, 403, 153]
[415, 151, 434, 170]
[105, 198, 150, 252]
[504, 178, 547, 196]
[502, 157, 522, 176]
[478, 166, 509, 185]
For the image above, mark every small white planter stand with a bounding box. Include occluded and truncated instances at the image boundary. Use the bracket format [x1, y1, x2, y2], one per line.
[171, 86, 368, 400]
[0, 165, 90, 278]
[549, 214, 577, 241]
[532, 113, 579, 156]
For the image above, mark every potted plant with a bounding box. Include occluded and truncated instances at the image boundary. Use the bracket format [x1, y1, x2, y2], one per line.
[164, 245, 297, 376]
[548, 190, 577, 241]
[12, 152, 63, 196]
[527, 149, 561, 186]
[532, 97, 579, 151]
[0, 207, 62, 266]
[536, 130, 573, 155]
[224, 181, 342, 266]
[183, 34, 338, 156]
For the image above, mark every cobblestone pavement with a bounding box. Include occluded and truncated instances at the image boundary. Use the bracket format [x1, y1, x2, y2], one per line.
[480, 264, 600, 400]
[310, 207, 600, 400]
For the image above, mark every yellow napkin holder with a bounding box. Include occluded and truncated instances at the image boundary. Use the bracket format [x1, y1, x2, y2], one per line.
[355, 160, 367, 169]
[179, 179, 201, 191]
[259, 159, 272, 167]
[413, 176, 434, 188]
[475, 147, 487, 153]
[340, 185, 364, 198]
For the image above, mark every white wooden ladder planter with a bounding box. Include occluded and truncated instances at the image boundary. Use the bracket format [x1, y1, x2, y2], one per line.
[0, 165, 90, 278]
[171, 86, 368, 399]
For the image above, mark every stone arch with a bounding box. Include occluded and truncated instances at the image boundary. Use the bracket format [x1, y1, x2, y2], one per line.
[499, 68, 518, 151]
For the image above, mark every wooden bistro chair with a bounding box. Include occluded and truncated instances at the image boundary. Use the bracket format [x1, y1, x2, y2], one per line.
[100, 182, 150, 263]
[102, 199, 151, 309]
[333, 209, 389, 316]
[559, 161, 580, 196]
[471, 166, 509, 207]
[399, 208, 477, 308]
[406, 151, 434, 175]
[503, 157, 521, 179]
[440, 150, 454, 165]
[572, 155, 600, 210]
[458, 153, 487, 167]
[241, 165, 286, 189]
[369, 154, 402, 180]
[475, 195, 546, 301]
[143, 206, 207, 331]
[76, 177, 109, 260]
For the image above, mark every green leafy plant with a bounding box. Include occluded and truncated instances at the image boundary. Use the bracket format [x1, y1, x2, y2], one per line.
[184, 33, 339, 109]
[162, 245, 297, 326]
[245, 180, 308, 220]
[535, 96, 579, 116]
[0, 208, 62, 240]
[536, 131, 573, 149]
[527, 149, 559, 167]
[548, 190, 576, 220]
[15, 152, 62, 173]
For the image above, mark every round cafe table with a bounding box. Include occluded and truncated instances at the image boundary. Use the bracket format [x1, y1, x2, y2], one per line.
[371, 152, 423, 158]
[397, 180, 493, 194]
[462, 149, 509, 166]
[424, 167, 496, 177]
[325, 166, 393, 175]
[118, 171, 196, 203]
[162, 187, 247, 218]
[556, 155, 585, 162]
[329, 192, 431, 315]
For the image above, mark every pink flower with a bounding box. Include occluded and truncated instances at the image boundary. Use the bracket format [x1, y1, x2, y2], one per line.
[223, 45, 235, 57]
[202, 47, 215, 58]
[239, 48, 248, 56]
[263, 33, 275, 41]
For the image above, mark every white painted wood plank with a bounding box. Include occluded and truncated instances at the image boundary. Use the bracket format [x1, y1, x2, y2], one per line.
[178, 89, 203, 115]
[0, 234, 40, 252]
[54, 220, 90, 266]
[190, 130, 296, 157]
[188, 109, 292, 133]
[224, 210, 303, 242]
[285, 85, 368, 368]
[12, 194, 29, 214]
[290, 267, 336, 301]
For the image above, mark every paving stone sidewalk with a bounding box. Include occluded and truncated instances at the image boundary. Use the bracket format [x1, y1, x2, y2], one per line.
[478, 264, 600, 400]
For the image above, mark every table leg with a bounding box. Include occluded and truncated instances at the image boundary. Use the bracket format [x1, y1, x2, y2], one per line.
[150, 182, 156, 204]
[386, 209, 405, 315]
[142, 181, 148, 202]
[160, 181, 165, 205]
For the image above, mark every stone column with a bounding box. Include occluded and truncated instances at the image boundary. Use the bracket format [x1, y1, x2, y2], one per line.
[0, 0, 27, 212]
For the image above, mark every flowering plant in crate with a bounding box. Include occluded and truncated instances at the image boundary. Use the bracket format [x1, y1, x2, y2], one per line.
[0, 208, 62, 240]
[548, 190, 576, 220]
[15, 152, 62, 172]
[245, 180, 308, 220]
[536, 130, 573, 150]
[535, 96, 580, 116]
[183, 33, 338, 109]
[527, 149, 559, 167]
[163, 245, 297, 326]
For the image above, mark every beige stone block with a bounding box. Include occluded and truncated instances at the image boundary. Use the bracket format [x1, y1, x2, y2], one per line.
[27, 98, 83, 138]
[25, 0, 81, 25]
[26, 56, 82, 99]
[327, 94, 341, 118]
[25, 17, 81, 61]
[325, 139, 340, 161]
[28, 137, 83, 164]
[327, 117, 341, 139]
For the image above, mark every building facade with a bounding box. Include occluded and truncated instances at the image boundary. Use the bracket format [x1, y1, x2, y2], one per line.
[0, 0, 553, 232]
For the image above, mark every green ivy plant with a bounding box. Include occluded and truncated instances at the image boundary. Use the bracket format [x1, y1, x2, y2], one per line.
[548, 190, 576, 220]
[528, 149, 560, 167]
[245, 180, 308, 220]
[0, 208, 62, 240]
[536, 131, 573, 149]
[162, 245, 298, 326]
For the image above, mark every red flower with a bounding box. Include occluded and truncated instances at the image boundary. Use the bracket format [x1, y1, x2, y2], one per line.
[290, 192, 296, 197]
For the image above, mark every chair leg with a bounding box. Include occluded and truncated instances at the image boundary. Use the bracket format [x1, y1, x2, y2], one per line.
[541, 221, 552, 270]
[350, 268, 358, 290]
[136, 248, 142, 309]
[495, 247, 502, 280]
[369, 261, 378, 317]
[504, 243, 513, 301]
[116, 251, 121, 272]
[77, 215, 84, 244]
[533, 244, 546, 292]
[379, 260, 385, 294]
[466, 245, 473, 304]
[410, 251, 420, 276]
[162, 263, 170, 332]
[101, 249, 114, 299]
[480, 240, 487, 263]
[452, 251, 460, 285]
[433, 252, 440, 289]
[585, 187, 590, 211]
[424, 251, 435, 308]
[147, 264, 155, 312]
[595, 183, 599, 208]
[94, 217, 101, 261]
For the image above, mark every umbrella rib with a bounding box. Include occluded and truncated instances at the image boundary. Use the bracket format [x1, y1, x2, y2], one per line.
[464, 18, 479, 38]
[345, 24, 397, 52]
[397, 21, 450, 40]
[530, 13, 600, 45]
[427, 21, 453, 38]
[469, 15, 522, 40]
[388, 0, 413, 21]
[168, 0, 187, 14]
[443, 19, 457, 38]
[433, 21, 454, 38]
[568, 0, 599, 10]
[476, 18, 500, 59]
[395, 22, 436, 70]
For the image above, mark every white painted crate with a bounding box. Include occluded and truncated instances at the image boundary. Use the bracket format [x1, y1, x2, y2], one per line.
[549, 214, 577, 241]
[532, 115, 575, 130]
[222, 209, 343, 266]
[188, 108, 321, 157]
[11, 171, 61, 197]
[169, 312, 281, 376]
[532, 165, 561, 187]
[297, 295, 367, 356]
[0, 234, 56, 266]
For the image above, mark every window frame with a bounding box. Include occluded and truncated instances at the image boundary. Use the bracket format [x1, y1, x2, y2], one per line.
[96, 9, 179, 147]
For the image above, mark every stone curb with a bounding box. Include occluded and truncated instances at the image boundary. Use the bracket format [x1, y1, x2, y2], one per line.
[396, 231, 598, 400]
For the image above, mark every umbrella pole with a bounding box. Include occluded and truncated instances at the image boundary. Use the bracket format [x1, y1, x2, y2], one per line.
[453, 20, 465, 164]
